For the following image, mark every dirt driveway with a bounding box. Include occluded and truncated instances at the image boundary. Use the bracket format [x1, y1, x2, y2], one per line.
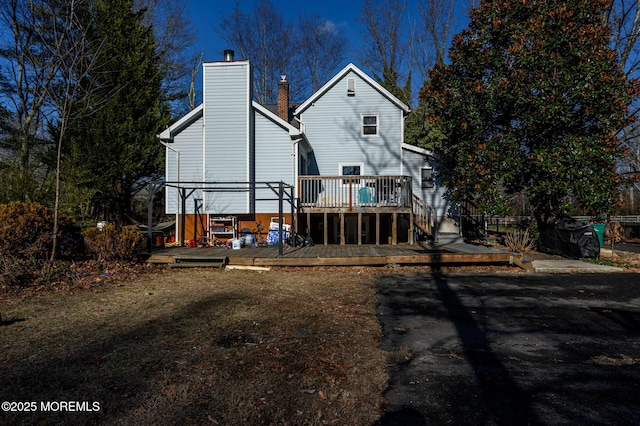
[375, 272, 640, 425]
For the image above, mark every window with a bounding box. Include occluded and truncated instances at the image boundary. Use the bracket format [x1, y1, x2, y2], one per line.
[362, 114, 378, 136]
[347, 78, 355, 96]
[421, 167, 435, 189]
[340, 163, 363, 184]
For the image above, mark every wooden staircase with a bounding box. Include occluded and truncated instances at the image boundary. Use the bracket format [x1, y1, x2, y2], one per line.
[412, 194, 435, 238]
[148, 248, 229, 268]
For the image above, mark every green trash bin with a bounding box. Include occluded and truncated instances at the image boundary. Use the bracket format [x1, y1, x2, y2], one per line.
[591, 223, 605, 247]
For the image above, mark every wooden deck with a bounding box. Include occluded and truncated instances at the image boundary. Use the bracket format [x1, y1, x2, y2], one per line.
[146, 243, 519, 268]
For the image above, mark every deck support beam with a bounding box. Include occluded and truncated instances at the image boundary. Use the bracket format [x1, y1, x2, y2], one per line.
[392, 213, 397, 245]
[375, 213, 380, 245]
[409, 213, 414, 244]
[357, 213, 363, 245]
[323, 212, 328, 245]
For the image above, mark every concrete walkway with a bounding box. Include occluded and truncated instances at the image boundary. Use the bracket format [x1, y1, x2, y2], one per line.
[531, 258, 624, 273]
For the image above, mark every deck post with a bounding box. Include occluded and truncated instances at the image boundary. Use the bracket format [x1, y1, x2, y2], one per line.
[340, 213, 345, 245]
[278, 182, 284, 256]
[290, 185, 296, 247]
[181, 187, 187, 247]
[323, 212, 328, 245]
[375, 212, 380, 245]
[392, 212, 397, 245]
[348, 177, 353, 211]
[409, 212, 414, 244]
[358, 213, 362, 245]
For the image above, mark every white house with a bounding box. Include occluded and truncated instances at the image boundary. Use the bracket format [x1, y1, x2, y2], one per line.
[158, 50, 456, 245]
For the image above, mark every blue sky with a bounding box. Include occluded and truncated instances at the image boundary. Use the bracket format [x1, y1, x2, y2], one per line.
[185, 0, 405, 64]
[182, 0, 471, 105]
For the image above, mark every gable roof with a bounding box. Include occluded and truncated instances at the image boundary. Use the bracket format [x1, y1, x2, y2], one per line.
[157, 101, 303, 143]
[262, 103, 300, 128]
[158, 104, 203, 142]
[252, 101, 302, 137]
[294, 63, 411, 116]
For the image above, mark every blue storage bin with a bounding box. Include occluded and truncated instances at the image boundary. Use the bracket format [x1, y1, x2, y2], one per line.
[267, 229, 289, 245]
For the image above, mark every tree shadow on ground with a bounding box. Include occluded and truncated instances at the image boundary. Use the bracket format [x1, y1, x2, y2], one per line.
[375, 271, 640, 425]
[376, 267, 540, 425]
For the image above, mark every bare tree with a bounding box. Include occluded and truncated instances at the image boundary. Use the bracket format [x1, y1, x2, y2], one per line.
[418, 0, 455, 67]
[219, 0, 295, 104]
[189, 48, 204, 111]
[0, 0, 63, 201]
[606, 0, 640, 198]
[39, 0, 108, 261]
[295, 13, 348, 96]
[136, 0, 198, 115]
[359, 0, 411, 106]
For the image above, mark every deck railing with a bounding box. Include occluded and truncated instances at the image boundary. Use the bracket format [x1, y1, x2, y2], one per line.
[412, 194, 435, 235]
[298, 175, 413, 210]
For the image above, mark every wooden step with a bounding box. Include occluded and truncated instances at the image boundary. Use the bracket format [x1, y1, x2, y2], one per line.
[168, 260, 226, 269]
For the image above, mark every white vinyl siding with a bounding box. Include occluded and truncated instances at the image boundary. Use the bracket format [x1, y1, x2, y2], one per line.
[299, 70, 404, 177]
[164, 115, 204, 214]
[202, 61, 251, 213]
[254, 109, 295, 213]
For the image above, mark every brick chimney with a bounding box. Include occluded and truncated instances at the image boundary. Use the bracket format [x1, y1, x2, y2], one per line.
[278, 75, 289, 122]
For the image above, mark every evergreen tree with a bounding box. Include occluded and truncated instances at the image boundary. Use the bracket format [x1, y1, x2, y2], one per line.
[64, 0, 169, 225]
[424, 0, 637, 232]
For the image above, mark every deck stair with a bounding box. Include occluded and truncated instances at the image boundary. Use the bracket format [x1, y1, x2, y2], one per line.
[168, 258, 227, 269]
[148, 247, 228, 268]
[412, 194, 434, 237]
[412, 194, 463, 243]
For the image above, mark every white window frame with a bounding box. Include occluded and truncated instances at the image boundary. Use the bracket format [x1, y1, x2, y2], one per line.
[339, 162, 364, 185]
[362, 114, 379, 137]
[421, 166, 435, 189]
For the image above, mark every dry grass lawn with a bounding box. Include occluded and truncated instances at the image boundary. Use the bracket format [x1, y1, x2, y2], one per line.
[0, 268, 388, 425]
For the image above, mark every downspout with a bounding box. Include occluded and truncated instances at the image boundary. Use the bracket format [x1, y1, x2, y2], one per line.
[293, 116, 306, 208]
[159, 140, 180, 239]
[400, 109, 406, 176]
[292, 136, 302, 231]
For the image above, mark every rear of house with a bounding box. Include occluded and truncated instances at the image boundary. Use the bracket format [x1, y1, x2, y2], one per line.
[158, 51, 455, 246]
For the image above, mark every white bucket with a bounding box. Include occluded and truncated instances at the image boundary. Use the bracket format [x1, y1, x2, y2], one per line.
[231, 239, 241, 250]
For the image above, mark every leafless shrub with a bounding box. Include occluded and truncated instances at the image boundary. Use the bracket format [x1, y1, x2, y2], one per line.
[605, 222, 624, 245]
[504, 229, 536, 254]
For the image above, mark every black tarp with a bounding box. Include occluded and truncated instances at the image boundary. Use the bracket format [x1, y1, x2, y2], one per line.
[540, 217, 600, 259]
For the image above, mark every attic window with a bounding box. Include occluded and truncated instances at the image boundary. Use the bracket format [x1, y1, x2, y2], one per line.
[362, 114, 378, 136]
[347, 78, 355, 96]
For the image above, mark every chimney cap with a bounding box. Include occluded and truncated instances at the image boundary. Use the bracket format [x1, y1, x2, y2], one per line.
[224, 50, 234, 61]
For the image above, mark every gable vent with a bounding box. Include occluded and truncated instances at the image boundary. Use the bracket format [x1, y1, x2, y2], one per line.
[347, 78, 355, 96]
